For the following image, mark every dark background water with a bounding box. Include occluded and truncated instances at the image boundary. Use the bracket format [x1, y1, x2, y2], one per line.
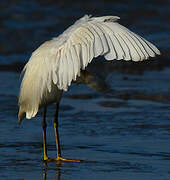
[0, 0, 170, 180]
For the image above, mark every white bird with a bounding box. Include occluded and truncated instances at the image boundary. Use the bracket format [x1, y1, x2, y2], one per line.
[18, 15, 160, 162]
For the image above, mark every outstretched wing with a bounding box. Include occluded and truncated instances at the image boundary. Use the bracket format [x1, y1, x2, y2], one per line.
[29, 15, 160, 92]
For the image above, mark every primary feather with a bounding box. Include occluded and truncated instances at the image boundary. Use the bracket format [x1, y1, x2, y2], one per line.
[18, 15, 160, 123]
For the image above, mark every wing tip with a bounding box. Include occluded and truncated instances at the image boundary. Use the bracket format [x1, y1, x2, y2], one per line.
[156, 49, 161, 56]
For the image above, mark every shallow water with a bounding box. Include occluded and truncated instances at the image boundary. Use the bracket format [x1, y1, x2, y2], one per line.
[0, 0, 170, 180]
[1, 69, 170, 180]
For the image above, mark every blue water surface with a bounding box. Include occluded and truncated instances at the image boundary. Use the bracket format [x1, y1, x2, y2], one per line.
[0, 0, 170, 180]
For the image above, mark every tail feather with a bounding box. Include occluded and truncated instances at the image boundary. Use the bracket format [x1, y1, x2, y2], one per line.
[18, 107, 25, 125]
[18, 56, 42, 123]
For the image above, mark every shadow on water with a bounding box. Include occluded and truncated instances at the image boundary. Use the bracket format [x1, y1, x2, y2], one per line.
[43, 163, 61, 180]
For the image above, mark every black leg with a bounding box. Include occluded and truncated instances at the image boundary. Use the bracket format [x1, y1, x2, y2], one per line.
[42, 105, 80, 162]
[54, 103, 61, 158]
[53, 102, 81, 162]
[42, 107, 48, 161]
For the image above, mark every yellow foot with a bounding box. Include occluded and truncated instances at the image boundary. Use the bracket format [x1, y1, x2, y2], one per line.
[55, 156, 81, 162]
[43, 156, 81, 162]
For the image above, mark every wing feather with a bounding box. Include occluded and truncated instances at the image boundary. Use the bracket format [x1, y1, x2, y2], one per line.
[82, 26, 95, 61]
[104, 33, 117, 60]
[65, 49, 73, 87]
[74, 43, 82, 70]
[104, 22, 141, 61]
[115, 23, 160, 57]
[82, 31, 94, 62]
[90, 22, 109, 55]
[116, 33, 131, 60]
[58, 48, 64, 89]
[87, 23, 104, 57]
[68, 48, 75, 80]
[70, 46, 79, 81]
[122, 32, 141, 61]
[31, 15, 160, 92]
[124, 30, 148, 59]
[19, 15, 161, 120]
[52, 52, 59, 85]
[99, 23, 124, 60]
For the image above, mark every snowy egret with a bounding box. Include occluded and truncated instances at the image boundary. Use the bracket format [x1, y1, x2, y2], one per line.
[18, 15, 160, 162]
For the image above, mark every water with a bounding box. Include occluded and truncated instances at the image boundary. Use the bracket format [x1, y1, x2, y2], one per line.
[0, 0, 170, 179]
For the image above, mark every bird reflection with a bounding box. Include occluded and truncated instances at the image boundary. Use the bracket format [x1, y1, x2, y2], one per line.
[43, 163, 61, 180]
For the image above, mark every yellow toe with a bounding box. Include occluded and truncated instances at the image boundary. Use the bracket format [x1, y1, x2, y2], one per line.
[43, 156, 81, 162]
[55, 156, 81, 162]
